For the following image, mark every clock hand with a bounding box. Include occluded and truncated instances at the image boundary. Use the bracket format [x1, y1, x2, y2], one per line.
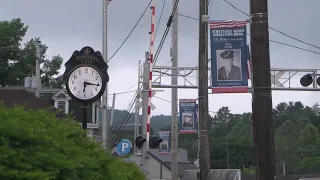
[86, 82, 101, 86]
[83, 82, 87, 92]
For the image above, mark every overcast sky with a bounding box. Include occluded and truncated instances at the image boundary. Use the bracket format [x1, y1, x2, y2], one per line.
[1, 0, 320, 116]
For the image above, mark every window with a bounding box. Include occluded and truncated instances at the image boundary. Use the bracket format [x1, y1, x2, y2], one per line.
[57, 101, 66, 111]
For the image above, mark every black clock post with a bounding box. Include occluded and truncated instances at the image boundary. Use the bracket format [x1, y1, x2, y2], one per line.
[63, 46, 109, 129]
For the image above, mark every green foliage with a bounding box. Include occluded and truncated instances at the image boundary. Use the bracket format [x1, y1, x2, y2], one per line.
[0, 19, 63, 88]
[0, 105, 145, 180]
[165, 101, 320, 175]
[242, 166, 256, 174]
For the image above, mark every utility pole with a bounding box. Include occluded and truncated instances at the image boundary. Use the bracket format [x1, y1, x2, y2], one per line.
[198, 0, 211, 179]
[140, 53, 150, 174]
[250, 0, 276, 179]
[171, 0, 179, 179]
[102, 0, 110, 150]
[35, 41, 41, 98]
[134, 60, 141, 154]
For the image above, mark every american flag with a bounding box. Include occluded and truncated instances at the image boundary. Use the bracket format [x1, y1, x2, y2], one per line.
[210, 20, 247, 29]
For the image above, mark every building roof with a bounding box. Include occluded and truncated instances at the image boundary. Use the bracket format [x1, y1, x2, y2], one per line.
[0, 88, 64, 117]
[0, 88, 53, 109]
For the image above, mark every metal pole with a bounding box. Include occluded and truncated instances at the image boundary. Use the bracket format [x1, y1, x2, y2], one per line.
[250, 0, 276, 179]
[35, 41, 41, 98]
[198, 0, 211, 179]
[226, 142, 230, 169]
[108, 93, 116, 148]
[102, 0, 110, 150]
[171, 0, 179, 179]
[134, 60, 141, 154]
[81, 103, 88, 129]
[141, 56, 150, 174]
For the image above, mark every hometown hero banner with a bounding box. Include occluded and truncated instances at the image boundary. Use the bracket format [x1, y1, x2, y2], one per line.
[179, 99, 198, 134]
[159, 131, 171, 155]
[210, 20, 249, 93]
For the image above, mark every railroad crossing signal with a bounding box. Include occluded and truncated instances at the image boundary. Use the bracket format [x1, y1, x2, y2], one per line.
[116, 139, 132, 156]
[270, 71, 284, 87]
[136, 90, 156, 110]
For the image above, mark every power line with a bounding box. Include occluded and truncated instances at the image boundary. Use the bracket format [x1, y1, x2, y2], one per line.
[178, 28, 320, 55]
[178, 29, 198, 40]
[221, 0, 320, 50]
[108, 89, 136, 95]
[111, 92, 137, 141]
[178, 13, 198, 21]
[111, 83, 144, 141]
[107, 0, 152, 63]
[153, 0, 180, 65]
[154, 0, 166, 41]
[154, 96, 217, 114]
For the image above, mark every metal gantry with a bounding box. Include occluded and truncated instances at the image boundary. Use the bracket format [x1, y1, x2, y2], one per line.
[150, 65, 320, 91]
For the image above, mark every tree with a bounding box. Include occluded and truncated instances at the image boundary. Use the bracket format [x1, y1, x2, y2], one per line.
[0, 105, 146, 180]
[213, 106, 231, 124]
[0, 19, 63, 88]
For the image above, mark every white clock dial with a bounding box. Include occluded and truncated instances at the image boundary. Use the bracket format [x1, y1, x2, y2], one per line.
[68, 66, 103, 100]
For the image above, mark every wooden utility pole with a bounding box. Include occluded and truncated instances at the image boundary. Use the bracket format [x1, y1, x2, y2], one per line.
[250, 0, 276, 179]
[198, 0, 211, 179]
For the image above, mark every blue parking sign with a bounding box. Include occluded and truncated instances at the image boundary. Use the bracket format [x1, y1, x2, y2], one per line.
[116, 139, 132, 156]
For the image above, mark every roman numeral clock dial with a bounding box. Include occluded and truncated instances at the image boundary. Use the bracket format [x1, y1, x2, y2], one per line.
[67, 66, 103, 101]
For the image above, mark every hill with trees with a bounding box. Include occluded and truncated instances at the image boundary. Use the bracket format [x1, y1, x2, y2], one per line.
[154, 101, 320, 175]
[110, 101, 320, 175]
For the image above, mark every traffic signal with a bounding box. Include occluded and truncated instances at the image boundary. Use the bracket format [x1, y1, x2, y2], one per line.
[149, 136, 163, 149]
[300, 74, 313, 87]
[135, 136, 146, 149]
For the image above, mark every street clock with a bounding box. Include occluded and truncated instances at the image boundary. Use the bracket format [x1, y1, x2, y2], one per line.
[63, 46, 109, 104]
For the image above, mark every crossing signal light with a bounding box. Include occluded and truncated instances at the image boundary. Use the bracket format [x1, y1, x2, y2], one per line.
[300, 74, 313, 87]
[135, 136, 163, 149]
[149, 136, 163, 149]
[300, 74, 320, 87]
[135, 136, 146, 149]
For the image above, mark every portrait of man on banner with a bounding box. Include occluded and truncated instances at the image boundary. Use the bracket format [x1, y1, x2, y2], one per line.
[217, 49, 242, 81]
[182, 113, 194, 128]
[161, 140, 169, 151]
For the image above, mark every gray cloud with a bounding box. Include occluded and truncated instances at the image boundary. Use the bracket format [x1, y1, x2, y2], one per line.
[1, 0, 320, 115]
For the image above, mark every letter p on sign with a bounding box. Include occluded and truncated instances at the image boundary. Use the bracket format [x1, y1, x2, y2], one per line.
[122, 143, 129, 151]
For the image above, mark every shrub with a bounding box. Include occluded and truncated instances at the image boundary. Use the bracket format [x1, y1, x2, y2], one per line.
[0, 105, 146, 180]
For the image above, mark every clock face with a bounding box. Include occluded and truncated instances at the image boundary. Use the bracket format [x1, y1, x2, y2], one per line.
[67, 66, 103, 100]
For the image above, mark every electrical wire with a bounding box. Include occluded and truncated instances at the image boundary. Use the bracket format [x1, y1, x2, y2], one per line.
[153, 69, 193, 76]
[221, 0, 320, 50]
[111, 92, 137, 141]
[111, 83, 144, 141]
[153, 0, 179, 65]
[107, 0, 152, 63]
[178, 27, 320, 55]
[154, 96, 217, 114]
[154, 0, 166, 41]
[108, 89, 136, 95]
